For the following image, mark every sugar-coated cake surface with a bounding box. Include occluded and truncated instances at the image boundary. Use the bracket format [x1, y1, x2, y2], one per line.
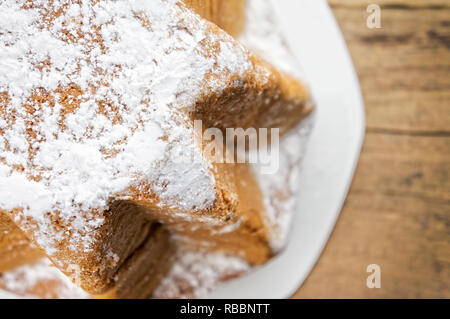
[0, 0, 315, 298]
[0, 0, 272, 293]
[0, 0, 254, 257]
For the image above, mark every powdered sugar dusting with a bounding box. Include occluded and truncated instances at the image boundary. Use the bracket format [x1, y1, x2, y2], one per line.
[0, 0, 314, 299]
[153, 249, 250, 299]
[240, 0, 306, 78]
[0, 259, 89, 299]
[241, 0, 314, 250]
[0, 0, 252, 256]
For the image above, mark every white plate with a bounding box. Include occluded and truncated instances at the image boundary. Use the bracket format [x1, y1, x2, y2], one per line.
[206, 0, 365, 298]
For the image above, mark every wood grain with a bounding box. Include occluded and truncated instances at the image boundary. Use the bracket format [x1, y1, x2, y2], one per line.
[293, 0, 450, 298]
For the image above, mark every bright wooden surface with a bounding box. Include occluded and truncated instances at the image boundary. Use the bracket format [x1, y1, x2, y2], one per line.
[293, 0, 450, 298]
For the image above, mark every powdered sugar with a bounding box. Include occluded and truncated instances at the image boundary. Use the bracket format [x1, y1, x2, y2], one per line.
[153, 249, 250, 299]
[241, 0, 314, 250]
[240, 0, 306, 78]
[0, 0, 314, 299]
[0, 259, 89, 299]
[0, 0, 252, 256]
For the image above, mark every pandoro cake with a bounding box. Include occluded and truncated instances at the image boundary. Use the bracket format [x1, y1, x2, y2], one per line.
[0, 0, 314, 298]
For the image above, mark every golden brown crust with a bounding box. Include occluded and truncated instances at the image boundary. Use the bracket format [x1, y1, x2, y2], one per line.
[193, 54, 314, 138]
[0, 213, 44, 273]
[130, 163, 272, 265]
[183, 0, 246, 37]
[2, 203, 156, 294]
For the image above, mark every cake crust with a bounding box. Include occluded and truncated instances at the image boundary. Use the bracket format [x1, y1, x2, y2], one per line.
[183, 0, 246, 37]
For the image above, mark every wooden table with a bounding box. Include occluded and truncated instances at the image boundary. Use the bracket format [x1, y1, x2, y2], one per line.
[293, 0, 450, 298]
